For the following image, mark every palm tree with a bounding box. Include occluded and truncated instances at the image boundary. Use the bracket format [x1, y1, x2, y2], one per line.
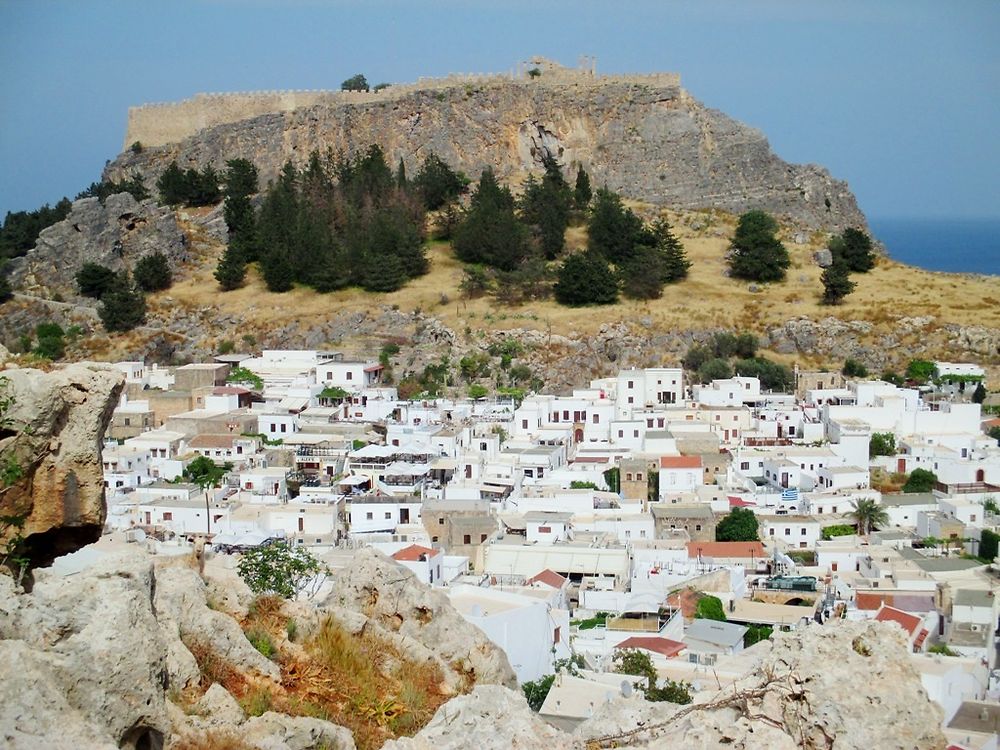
[850, 498, 889, 536]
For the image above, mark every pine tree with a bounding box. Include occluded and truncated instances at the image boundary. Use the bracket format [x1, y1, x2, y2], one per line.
[214, 245, 247, 291]
[414, 153, 468, 210]
[76, 262, 118, 298]
[821, 259, 855, 304]
[727, 210, 790, 283]
[554, 251, 619, 306]
[836, 228, 875, 273]
[0, 265, 12, 303]
[223, 158, 259, 261]
[652, 218, 691, 282]
[395, 158, 407, 189]
[619, 245, 666, 299]
[98, 273, 146, 332]
[156, 161, 188, 205]
[587, 188, 644, 263]
[574, 165, 592, 210]
[520, 156, 572, 260]
[133, 252, 172, 291]
[453, 168, 528, 271]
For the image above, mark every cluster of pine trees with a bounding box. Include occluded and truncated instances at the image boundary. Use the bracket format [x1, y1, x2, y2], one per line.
[217, 146, 430, 294]
[156, 161, 223, 207]
[820, 227, 876, 305]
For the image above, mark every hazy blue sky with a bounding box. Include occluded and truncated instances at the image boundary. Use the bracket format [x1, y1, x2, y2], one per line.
[1, 0, 997, 220]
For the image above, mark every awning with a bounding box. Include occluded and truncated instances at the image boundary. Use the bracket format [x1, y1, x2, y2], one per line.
[431, 457, 458, 470]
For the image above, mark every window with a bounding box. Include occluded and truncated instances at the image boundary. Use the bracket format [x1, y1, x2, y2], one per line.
[480, 534, 487, 542]
[634, 430, 639, 438]
[346, 371, 353, 380]
[618, 430, 624, 438]
[438, 518, 444, 525]
[627, 396, 634, 404]
[592, 414, 599, 424]
[270, 423, 276, 432]
[385, 512, 392, 519]
[801, 528, 807, 535]
[626, 473, 633, 481]
[280, 424, 287, 433]
[628, 381, 634, 388]
[124, 418, 131, 426]
[432, 536, 439, 543]
[769, 528, 775, 535]
[522, 420, 528, 429]
[463, 534, 471, 544]
[784, 528, 791, 535]
[538, 526, 552, 533]
[695, 524, 702, 531]
[162, 512, 172, 521]
[637, 472, 643, 481]
[553, 626, 561, 644]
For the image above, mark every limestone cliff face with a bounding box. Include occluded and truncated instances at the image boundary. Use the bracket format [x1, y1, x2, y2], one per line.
[108, 75, 865, 231]
[0, 362, 125, 568]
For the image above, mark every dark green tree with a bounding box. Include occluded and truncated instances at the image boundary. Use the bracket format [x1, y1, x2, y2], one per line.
[0, 267, 11, 304]
[223, 158, 259, 260]
[33, 322, 66, 360]
[522, 675, 555, 712]
[156, 161, 188, 205]
[734, 333, 758, 359]
[587, 188, 644, 263]
[842, 358, 869, 378]
[902, 468, 938, 493]
[414, 153, 468, 210]
[340, 73, 369, 92]
[520, 156, 573, 260]
[905, 359, 938, 384]
[849, 498, 889, 535]
[214, 245, 247, 291]
[831, 228, 875, 273]
[698, 358, 733, 383]
[732, 357, 794, 392]
[728, 210, 790, 283]
[0, 198, 72, 260]
[652, 218, 691, 282]
[133, 252, 172, 292]
[619, 245, 666, 299]
[395, 157, 407, 189]
[97, 273, 146, 332]
[821, 258, 855, 305]
[76, 262, 118, 299]
[453, 168, 528, 271]
[554, 251, 618, 306]
[573, 164, 592, 210]
[715, 507, 760, 542]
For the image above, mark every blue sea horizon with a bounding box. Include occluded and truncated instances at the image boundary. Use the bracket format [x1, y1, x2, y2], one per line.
[868, 217, 1000, 276]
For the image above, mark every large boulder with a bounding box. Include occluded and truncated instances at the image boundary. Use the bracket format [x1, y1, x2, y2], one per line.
[0, 552, 170, 750]
[0, 363, 124, 568]
[323, 547, 517, 689]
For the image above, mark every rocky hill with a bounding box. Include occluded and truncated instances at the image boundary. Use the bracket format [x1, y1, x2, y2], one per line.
[106, 59, 864, 231]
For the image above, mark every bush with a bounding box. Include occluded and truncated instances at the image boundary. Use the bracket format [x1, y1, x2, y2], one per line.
[341, 73, 369, 92]
[869, 432, 896, 458]
[695, 594, 726, 621]
[245, 628, 276, 659]
[522, 674, 555, 711]
[902, 468, 938, 493]
[236, 542, 329, 599]
[133, 252, 172, 292]
[554, 251, 618, 306]
[716, 507, 759, 542]
[842, 358, 868, 378]
[728, 210, 790, 283]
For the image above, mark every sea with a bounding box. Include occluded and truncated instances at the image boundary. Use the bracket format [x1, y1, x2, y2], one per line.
[868, 217, 1000, 276]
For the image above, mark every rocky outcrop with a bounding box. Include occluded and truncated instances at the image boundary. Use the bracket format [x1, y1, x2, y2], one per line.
[0, 553, 170, 750]
[108, 69, 865, 231]
[6, 192, 188, 299]
[323, 547, 518, 690]
[0, 363, 124, 568]
[380, 621, 946, 750]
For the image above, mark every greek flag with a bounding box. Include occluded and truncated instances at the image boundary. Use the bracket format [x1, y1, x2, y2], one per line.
[781, 487, 799, 502]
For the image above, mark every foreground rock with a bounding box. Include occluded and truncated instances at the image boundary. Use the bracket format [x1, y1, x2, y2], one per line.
[323, 547, 518, 690]
[0, 363, 124, 568]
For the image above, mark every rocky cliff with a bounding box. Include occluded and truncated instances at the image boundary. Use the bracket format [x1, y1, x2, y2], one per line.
[6, 192, 189, 300]
[0, 359, 124, 569]
[107, 65, 865, 231]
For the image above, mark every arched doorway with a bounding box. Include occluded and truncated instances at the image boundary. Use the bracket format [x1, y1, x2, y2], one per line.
[975, 468, 985, 482]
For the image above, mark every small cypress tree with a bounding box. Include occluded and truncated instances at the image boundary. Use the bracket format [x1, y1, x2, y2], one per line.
[836, 228, 875, 273]
[0, 267, 12, 304]
[395, 157, 407, 189]
[156, 161, 188, 205]
[587, 188, 644, 263]
[728, 210, 790, 283]
[619, 245, 666, 300]
[554, 251, 618, 306]
[574, 165, 592, 210]
[972, 381, 987, 404]
[98, 273, 146, 332]
[654, 218, 691, 282]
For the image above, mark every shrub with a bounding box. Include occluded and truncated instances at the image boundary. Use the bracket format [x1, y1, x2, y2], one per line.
[842, 358, 868, 378]
[716, 507, 759, 542]
[902, 468, 938, 493]
[236, 542, 329, 600]
[869, 432, 896, 457]
[522, 674, 555, 711]
[97, 273, 146, 333]
[246, 628, 276, 659]
[76, 262, 118, 299]
[695, 594, 726, 621]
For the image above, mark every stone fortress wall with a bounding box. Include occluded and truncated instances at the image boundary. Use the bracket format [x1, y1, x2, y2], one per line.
[123, 57, 682, 149]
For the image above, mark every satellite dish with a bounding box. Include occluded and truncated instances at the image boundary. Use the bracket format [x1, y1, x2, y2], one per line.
[620, 680, 633, 697]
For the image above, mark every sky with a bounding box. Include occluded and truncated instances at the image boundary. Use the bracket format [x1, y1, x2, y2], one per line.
[1, 0, 998, 221]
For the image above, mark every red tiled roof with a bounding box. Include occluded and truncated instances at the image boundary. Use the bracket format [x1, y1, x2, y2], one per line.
[213, 386, 249, 395]
[874, 605, 921, 636]
[728, 496, 756, 507]
[686, 541, 765, 560]
[392, 544, 435, 562]
[660, 456, 702, 469]
[525, 569, 568, 589]
[914, 628, 929, 650]
[615, 636, 686, 658]
[363, 365, 384, 373]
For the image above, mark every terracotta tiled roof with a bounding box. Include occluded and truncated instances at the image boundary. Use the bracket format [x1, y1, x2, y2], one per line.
[525, 569, 568, 588]
[686, 541, 765, 559]
[728, 496, 756, 507]
[616, 636, 686, 658]
[660, 456, 702, 469]
[392, 544, 435, 562]
[874, 605, 921, 636]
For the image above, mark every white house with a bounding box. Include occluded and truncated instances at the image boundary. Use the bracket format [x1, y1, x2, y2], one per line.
[658, 456, 703, 500]
[391, 544, 446, 586]
[525, 511, 573, 544]
[761, 516, 822, 549]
